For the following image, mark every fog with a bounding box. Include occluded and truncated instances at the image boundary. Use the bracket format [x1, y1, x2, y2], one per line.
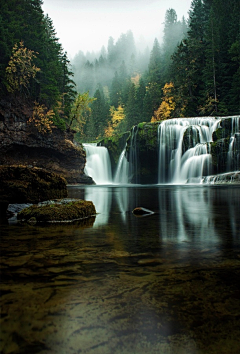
[42, 0, 192, 59]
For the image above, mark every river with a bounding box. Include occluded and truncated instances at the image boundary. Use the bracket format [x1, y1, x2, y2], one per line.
[1, 184, 240, 354]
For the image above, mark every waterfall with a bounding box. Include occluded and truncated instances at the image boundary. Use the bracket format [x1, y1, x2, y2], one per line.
[158, 117, 221, 183]
[83, 116, 239, 185]
[227, 116, 240, 171]
[83, 143, 113, 184]
[114, 147, 129, 184]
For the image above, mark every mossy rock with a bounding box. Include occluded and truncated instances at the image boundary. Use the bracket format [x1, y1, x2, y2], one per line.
[0, 165, 67, 205]
[17, 199, 96, 223]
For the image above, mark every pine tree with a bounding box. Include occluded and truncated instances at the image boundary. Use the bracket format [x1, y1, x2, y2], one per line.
[89, 87, 110, 139]
[144, 39, 163, 118]
[125, 82, 137, 130]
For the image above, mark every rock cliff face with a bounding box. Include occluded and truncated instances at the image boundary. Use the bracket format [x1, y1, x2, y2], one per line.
[125, 123, 159, 184]
[211, 117, 240, 174]
[0, 97, 93, 184]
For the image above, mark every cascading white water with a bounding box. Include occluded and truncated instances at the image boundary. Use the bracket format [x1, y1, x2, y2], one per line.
[83, 116, 239, 186]
[158, 117, 221, 183]
[114, 147, 129, 184]
[227, 116, 240, 171]
[83, 143, 113, 184]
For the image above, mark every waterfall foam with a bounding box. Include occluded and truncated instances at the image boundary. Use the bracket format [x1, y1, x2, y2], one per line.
[158, 117, 221, 183]
[83, 143, 113, 184]
[114, 147, 129, 184]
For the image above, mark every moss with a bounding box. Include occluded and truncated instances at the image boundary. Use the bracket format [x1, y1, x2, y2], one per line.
[137, 122, 147, 129]
[18, 199, 96, 223]
[0, 165, 67, 204]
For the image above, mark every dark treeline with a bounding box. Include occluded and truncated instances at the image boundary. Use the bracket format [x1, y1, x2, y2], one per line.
[0, 0, 76, 130]
[0, 0, 239, 142]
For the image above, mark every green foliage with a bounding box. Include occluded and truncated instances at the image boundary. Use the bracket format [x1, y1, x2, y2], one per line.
[0, 0, 76, 130]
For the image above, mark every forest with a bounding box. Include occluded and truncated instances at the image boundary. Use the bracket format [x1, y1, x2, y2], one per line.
[0, 0, 239, 142]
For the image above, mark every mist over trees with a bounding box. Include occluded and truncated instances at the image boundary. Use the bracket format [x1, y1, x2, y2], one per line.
[73, 0, 240, 142]
[72, 11, 188, 140]
[0, 0, 239, 142]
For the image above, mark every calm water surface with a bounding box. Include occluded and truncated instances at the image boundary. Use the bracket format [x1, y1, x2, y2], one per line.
[1, 185, 240, 354]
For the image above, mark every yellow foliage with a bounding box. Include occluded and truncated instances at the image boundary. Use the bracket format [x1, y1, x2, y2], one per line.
[28, 102, 55, 134]
[105, 105, 125, 137]
[151, 82, 176, 122]
[70, 92, 96, 133]
[5, 41, 40, 93]
[131, 74, 141, 86]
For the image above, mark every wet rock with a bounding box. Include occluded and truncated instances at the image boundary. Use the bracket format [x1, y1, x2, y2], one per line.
[202, 171, 240, 184]
[132, 207, 154, 217]
[17, 198, 96, 223]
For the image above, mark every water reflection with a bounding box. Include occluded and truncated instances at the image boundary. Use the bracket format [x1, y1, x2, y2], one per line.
[1, 185, 240, 354]
[68, 185, 240, 245]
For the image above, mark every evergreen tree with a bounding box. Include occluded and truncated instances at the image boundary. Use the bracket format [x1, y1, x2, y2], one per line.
[125, 82, 137, 130]
[135, 78, 146, 122]
[87, 86, 110, 139]
[144, 39, 163, 119]
[0, 0, 76, 128]
[110, 71, 122, 108]
[162, 9, 187, 80]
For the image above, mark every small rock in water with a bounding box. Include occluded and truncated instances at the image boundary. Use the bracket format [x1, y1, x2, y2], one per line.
[132, 207, 154, 217]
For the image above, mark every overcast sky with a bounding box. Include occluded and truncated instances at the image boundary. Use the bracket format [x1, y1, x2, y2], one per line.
[42, 0, 192, 59]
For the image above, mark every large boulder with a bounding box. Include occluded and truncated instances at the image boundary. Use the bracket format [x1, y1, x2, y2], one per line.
[0, 165, 68, 213]
[17, 199, 96, 223]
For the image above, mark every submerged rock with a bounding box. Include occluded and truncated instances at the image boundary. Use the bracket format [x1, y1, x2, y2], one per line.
[17, 198, 96, 223]
[133, 207, 154, 217]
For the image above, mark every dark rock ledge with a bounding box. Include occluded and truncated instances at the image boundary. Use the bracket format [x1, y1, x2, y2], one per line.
[0, 166, 96, 223]
[0, 96, 93, 184]
[0, 165, 67, 206]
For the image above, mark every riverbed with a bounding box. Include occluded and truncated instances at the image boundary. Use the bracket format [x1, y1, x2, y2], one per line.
[1, 185, 240, 354]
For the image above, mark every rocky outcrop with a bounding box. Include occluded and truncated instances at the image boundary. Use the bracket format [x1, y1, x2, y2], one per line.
[211, 116, 240, 174]
[0, 96, 93, 184]
[125, 122, 159, 184]
[182, 126, 200, 154]
[17, 199, 96, 223]
[0, 165, 68, 214]
[202, 171, 240, 184]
